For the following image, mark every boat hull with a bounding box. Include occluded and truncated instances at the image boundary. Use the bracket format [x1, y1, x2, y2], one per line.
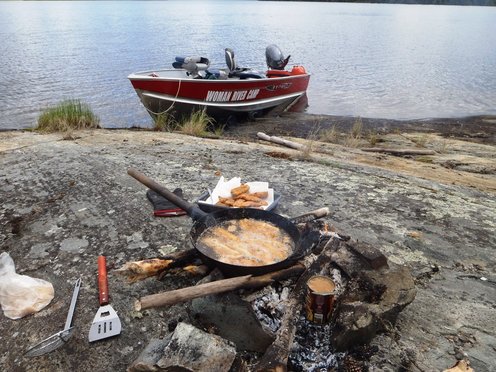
[128, 70, 310, 120]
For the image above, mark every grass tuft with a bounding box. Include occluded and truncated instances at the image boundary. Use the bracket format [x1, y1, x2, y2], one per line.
[367, 131, 381, 146]
[351, 117, 363, 138]
[36, 100, 100, 133]
[345, 117, 363, 147]
[436, 138, 451, 154]
[411, 133, 429, 148]
[153, 113, 177, 132]
[178, 109, 214, 137]
[211, 123, 225, 138]
[297, 122, 321, 160]
[319, 124, 339, 143]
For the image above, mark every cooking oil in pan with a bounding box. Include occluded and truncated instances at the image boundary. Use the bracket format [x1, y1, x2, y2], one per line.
[197, 218, 294, 266]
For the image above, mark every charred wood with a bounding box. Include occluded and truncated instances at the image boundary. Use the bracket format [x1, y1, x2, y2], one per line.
[115, 248, 199, 282]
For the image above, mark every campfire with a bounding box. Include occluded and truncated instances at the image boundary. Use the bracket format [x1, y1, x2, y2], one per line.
[119, 169, 417, 371]
[120, 217, 417, 372]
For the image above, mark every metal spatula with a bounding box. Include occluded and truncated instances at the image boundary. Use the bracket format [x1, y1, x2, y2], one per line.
[88, 256, 121, 342]
[25, 278, 82, 357]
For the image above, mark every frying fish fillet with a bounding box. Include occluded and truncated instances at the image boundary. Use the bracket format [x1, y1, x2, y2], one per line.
[239, 219, 280, 237]
[200, 236, 244, 257]
[197, 218, 293, 267]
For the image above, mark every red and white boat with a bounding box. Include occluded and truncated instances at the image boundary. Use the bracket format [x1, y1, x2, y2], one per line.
[128, 45, 310, 120]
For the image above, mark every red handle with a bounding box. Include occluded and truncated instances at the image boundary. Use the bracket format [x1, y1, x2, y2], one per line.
[97, 256, 109, 305]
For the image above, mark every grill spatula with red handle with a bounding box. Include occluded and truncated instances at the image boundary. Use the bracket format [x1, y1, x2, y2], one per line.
[88, 256, 122, 342]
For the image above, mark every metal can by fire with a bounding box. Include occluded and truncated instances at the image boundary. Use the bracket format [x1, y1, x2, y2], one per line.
[305, 275, 336, 324]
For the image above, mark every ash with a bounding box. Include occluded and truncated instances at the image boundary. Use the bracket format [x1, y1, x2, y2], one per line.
[250, 281, 291, 334]
[289, 316, 344, 371]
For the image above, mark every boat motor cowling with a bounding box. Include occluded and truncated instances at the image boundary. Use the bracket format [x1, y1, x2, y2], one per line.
[265, 44, 290, 70]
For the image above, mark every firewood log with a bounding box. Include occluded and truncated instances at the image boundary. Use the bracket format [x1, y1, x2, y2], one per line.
[135, 263, 305, 311]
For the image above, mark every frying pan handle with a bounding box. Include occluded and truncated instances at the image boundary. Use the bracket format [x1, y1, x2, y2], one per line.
[98, 256, 109, 305]
[128, 168, 208, 221]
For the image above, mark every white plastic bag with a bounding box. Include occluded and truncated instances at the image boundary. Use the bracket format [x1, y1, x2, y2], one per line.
[0, 252, 54, 319]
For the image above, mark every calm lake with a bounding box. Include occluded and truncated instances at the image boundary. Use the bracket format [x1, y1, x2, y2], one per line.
[1, 1, 495, 130]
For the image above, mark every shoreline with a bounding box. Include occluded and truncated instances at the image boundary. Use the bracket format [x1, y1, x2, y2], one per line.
[1, 113, 495, 194]
[226, 113, 496, 145]
[3, 114, 496, 145]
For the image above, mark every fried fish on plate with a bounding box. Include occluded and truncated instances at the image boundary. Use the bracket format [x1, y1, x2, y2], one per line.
[230, 183, 250, 197]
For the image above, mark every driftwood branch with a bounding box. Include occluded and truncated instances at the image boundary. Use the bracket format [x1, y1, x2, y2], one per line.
[290, 207, 329, 225]
[135, 263, 306, 311]
[361, 147, 436, 155]
[257, 132, 305, 150]
[254, 237, 341, 372]
[257, 131, 437, 157]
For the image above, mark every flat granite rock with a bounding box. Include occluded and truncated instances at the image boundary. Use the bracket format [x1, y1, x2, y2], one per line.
[0, 128, 494, 371]
[156, 322, 236, 372]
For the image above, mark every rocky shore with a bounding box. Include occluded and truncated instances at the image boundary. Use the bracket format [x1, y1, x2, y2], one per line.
[0, 114, 495, 371]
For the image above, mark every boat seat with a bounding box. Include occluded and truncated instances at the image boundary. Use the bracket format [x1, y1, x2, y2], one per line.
[225, 48, 264, 79]
[172, 56, 210, 78]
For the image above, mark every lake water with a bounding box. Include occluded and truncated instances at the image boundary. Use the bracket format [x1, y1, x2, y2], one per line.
[1, 1, 495, 130]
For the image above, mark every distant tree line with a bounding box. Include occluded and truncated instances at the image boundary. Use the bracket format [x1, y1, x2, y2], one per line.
[261, 0, 496, 5]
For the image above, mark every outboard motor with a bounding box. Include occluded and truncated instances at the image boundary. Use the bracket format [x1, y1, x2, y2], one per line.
[265, 44, 290, 70]
[172, 56, 210, 78]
